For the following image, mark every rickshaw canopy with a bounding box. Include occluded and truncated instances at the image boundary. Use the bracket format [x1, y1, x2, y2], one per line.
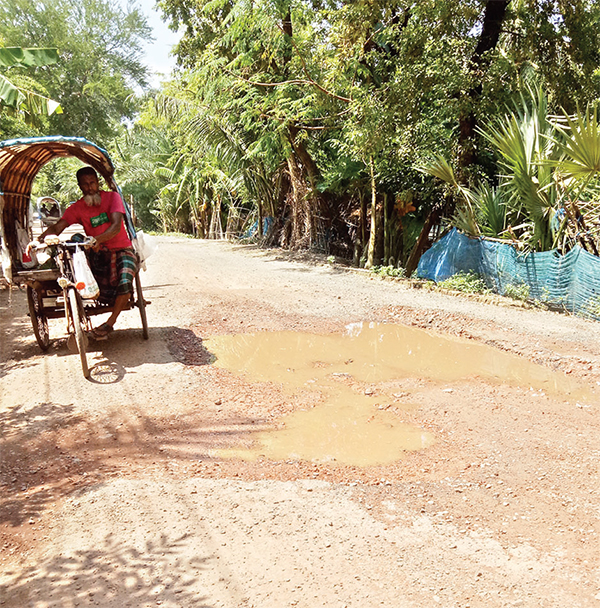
[0, 136, 122, 267]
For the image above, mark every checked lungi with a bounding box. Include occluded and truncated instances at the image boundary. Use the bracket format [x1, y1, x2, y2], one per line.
[87, 247, 138, 305]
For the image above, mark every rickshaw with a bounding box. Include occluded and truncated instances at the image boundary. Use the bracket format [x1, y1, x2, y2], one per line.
[0, 136, 149, 378]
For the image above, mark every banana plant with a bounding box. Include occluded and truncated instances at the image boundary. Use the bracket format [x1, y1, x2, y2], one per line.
[0, 47, 62, 119]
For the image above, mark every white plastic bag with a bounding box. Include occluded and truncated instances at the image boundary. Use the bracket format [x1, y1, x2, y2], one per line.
[0, 196, 11, 283]
[16, 220, 37, 269]
[73, 246, 100, 299]
[1, 241, 11, 284]
[133, 230, 158, 271]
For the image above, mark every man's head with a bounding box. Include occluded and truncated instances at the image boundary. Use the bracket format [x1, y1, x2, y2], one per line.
[76, 166, 102, 206]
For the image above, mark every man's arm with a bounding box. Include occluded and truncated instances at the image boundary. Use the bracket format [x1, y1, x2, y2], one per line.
[92, 211, 125, 248]
[38, 218, 69, 242]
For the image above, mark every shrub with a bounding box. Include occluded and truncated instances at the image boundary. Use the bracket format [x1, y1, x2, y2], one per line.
[372, 265, 406, 278]
[503, 282, 530, 301]
[438, 271, 490, 294]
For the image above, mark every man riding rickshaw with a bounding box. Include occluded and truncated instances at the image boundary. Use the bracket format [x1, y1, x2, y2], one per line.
[0, 136, 149, 378]
[35, 166, 137, 339]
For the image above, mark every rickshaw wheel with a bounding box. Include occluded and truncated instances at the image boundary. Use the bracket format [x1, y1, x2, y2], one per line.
[135, 273, 149, 340]
[67, 288, 90, 378]
[27, 286, 50, 351]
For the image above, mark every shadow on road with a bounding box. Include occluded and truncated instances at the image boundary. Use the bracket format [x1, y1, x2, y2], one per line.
[83, 326, 212, 382]
[1, 281, 213, 381]
[0, 397, 266, 527]
[0, 287, 42, 380]
[0, 533, 214, 608]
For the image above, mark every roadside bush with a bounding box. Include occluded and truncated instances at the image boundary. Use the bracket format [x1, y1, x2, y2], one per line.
[438, 272, 490, 294]
[503, 283, 530, 302]
[372, 265, 406, 279]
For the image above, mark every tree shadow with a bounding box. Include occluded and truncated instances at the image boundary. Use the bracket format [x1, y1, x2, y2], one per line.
[0, 399, 268, 527]
[2, 283, 212, 378]
[0, 533, 214, 608]
[0, 287, 42, 380]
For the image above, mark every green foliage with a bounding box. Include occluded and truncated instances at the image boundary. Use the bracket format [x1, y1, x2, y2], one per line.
[474, 184, 506, 238]
[0, 47, 59, 69]
[479, 86, 557, 251]
[553, 106, 600, 186]
[0, 0, 152, 143]
[112, 124, 176, 231]
[32, 157, 88, 205]
[371, 265, 405, 279]
[422, 89, 600, 254]
[0, 46, 62, 126]
[503, 282, 530, 302]
[438, 271, 490, 295]
[111, 0, 600, 264]
[417, 155, 480, 236]
[582, 295, 600, 320]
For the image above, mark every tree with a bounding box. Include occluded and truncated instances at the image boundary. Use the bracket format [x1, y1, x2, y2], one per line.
[458, 0, 510, 173]
[135, 0, 600, 268]
[0, 0, 152, 145]
[420, 90, 600, 255]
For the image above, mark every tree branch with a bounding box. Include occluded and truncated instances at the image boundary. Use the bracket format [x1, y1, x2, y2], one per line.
[234, 71, 352, 103]
[274, 22, 352, 103]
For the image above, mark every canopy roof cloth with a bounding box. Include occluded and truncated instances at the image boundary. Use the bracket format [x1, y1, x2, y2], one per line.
[0, 136, 117, 261]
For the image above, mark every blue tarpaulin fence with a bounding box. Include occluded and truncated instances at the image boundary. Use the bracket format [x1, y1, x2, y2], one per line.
[416, 228, 600, 320]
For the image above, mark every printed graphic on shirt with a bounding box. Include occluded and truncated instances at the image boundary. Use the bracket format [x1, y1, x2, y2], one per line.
[91, 212, 109, 228]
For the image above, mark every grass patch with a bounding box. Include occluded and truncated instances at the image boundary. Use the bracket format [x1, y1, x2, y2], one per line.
[371, 265, 406, 278]
[503, 282, 530, 302]
[438, 271, 490, 295]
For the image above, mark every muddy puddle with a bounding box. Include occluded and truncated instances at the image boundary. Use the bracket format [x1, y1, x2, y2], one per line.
[207, 322, 592, 466]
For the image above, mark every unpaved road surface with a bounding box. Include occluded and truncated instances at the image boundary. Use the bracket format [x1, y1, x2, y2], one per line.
[2, 236, 600, 608]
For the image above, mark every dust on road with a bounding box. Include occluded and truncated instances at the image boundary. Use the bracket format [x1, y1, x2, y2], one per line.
[2, 237, 600, 608]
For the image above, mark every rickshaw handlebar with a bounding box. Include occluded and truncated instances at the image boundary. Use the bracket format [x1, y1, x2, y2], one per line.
[28, 236, 97, 251]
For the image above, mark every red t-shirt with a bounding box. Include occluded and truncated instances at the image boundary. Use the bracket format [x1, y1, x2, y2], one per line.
[61, 190, 132, 250]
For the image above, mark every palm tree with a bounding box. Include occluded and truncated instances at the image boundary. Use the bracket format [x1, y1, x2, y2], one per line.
[479, 86, 557, 251]
[420, 88, 562, 251]
[146, 93, 278, 239]
[416, 155, 481, 237]
[550, 106, 600, 254]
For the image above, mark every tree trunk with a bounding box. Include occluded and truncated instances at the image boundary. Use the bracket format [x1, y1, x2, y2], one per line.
[284, 127, 324, 249]
[360, 190, 367, 263]
[285, 153, 313, 247]
[258, 200, 263, 238]
[383, 192, 391, 264]
[458, 0, 511, 176]
[289, 126, 321, 191]
[209, 196, 223, 239]
[366, 156, 378, 268]
[281, 8, 293, 74]
[354, 190, 367, 266]
[405, 206, 442, 278]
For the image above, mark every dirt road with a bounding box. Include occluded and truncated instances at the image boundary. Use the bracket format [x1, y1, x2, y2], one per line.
[2, 236, 600, 608]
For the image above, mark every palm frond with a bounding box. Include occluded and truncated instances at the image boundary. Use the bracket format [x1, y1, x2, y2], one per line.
[417, 155, 457, 186]
[418, 155, 480, 236]
[478, 88, 556, 250]
[475, 184, 506, 238]
[553, 106, 600, 185]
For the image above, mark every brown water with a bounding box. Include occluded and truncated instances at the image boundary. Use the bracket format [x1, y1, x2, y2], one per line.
[207, 322, 591, 466]
[217, 381, 435, 466]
